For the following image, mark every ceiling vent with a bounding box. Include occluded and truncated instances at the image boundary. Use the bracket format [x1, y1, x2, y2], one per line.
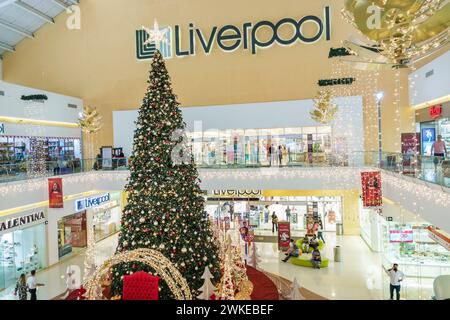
[425, 70, 434, 78]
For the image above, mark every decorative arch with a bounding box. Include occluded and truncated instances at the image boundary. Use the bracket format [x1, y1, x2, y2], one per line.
[84, 248, 192, 300]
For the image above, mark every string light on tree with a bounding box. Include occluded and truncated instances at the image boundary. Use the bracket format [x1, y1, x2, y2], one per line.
[111, 49, 221, 299]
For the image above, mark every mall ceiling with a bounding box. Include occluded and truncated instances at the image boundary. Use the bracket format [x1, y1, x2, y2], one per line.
[0, 0, 79, 56]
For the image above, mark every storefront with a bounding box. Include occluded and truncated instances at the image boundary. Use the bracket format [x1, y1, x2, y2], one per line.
[0, 209, 47, 291]
[416, 102, 450, 156]
[91, 192, 122, 242]
[188, 126, 332, 166]
[48, 191, 123, 265]
[378, 204, 450, 299]
[57, 211, 87, 259]
[205, 190, 343, 232]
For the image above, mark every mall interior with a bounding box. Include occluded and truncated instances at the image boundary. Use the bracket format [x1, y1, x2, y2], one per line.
[0, 0, 449, 301]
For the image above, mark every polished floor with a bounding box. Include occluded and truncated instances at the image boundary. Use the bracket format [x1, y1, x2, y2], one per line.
[0, 231, 436, 300]
[0, 235, 118, 300]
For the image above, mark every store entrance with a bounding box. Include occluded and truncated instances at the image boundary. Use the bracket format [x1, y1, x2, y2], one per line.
[57, 211, 87, 260]
[205, 196, 343, 234]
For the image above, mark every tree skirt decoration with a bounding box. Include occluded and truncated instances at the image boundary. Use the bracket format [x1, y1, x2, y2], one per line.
[84, 248, 192, 300]
[245, 266, 279, 300]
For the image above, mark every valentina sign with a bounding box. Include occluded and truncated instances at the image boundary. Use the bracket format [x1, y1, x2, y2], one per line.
[137, 6, 331, 60]
[0, 211, 45, 232]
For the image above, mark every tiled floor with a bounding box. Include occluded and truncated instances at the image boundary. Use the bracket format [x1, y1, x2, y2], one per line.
[0, 230, 436, 300]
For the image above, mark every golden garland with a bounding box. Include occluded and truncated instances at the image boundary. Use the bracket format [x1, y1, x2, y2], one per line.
[84, 248, 192, 300]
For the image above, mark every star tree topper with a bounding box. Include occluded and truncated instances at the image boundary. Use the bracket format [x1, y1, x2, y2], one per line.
[142, 19, 167, 47]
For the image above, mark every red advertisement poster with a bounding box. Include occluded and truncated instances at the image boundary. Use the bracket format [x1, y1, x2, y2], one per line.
[48, 178, 64, 208]
[361, 172, 382, 208]
[401, 133, 421, 173]
[277, 222, 291, 251]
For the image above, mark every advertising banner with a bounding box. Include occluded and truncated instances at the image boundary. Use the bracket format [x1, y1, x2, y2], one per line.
[277, 222, 291, 251]
[389, 230, 414, 243]
[48, 178, 64, 208]
[421, 128, 436, 156]
[361, 172, 382, 208]
[401, 133, 421, 173]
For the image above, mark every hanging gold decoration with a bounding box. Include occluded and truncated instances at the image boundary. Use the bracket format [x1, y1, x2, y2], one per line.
[78, 105, 103, 134]
[84, 248, 192, 300]
[310, 90, 338, 124]
[342, 0, 450, 64]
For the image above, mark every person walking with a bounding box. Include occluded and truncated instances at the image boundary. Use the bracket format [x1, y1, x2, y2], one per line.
[278, 145, 283, 166]
[14, 274, 28, 301]
[431, 135, 447, 170]
[317, 219, 326, 243]
[27, 270, 44, 300]
[271, 212, 278, 233]
[387, 264, 405, 300]
[285, 206, 291, 222]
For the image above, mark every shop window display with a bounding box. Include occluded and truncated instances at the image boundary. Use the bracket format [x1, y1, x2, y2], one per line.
[58, 212, 87, 259]
[92, 200, 122, 242]
[187, 126, 332, 166]
[0, 223, 46, 291]
[382, 222, 450, 300]
[205, 195, 342, 232]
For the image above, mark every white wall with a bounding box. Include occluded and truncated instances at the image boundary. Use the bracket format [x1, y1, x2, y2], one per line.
[0, 80, 83, 138]
[113, 96, 364, 160]
[409, 50, 450, 106]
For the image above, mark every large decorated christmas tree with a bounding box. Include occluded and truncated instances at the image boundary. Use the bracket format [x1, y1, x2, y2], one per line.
[111, 50, 221, 299]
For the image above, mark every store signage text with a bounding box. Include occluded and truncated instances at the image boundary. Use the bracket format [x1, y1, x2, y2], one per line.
[0, 211, 45, 232]
[429, 105, 442, 119]
[137, 6, 332, 60]
[212, 190, 262, 197]
[389, 230, 413, 243]
[75, 193, 110, 212]
[0, 123, 4, 135]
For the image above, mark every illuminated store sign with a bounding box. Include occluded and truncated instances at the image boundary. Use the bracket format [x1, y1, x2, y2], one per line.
[0, 211, 45, 233]
[211, 190, 262, 197]
[75, 193, 110, 212]
[429, 105, 442, 119]
[137, 6, 331, 60]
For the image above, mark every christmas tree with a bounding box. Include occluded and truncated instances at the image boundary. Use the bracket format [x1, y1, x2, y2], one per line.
[111, 50, 221, 299]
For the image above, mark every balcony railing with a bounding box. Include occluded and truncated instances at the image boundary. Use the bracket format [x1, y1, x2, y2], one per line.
[0, 152, 449, 189]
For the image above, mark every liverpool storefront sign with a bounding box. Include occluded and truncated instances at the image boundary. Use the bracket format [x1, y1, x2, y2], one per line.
[361, 172, 382, 208]
[48, 178, 64, 208]
[136, 7, 332, 60]
[278, 222, 291, 251]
